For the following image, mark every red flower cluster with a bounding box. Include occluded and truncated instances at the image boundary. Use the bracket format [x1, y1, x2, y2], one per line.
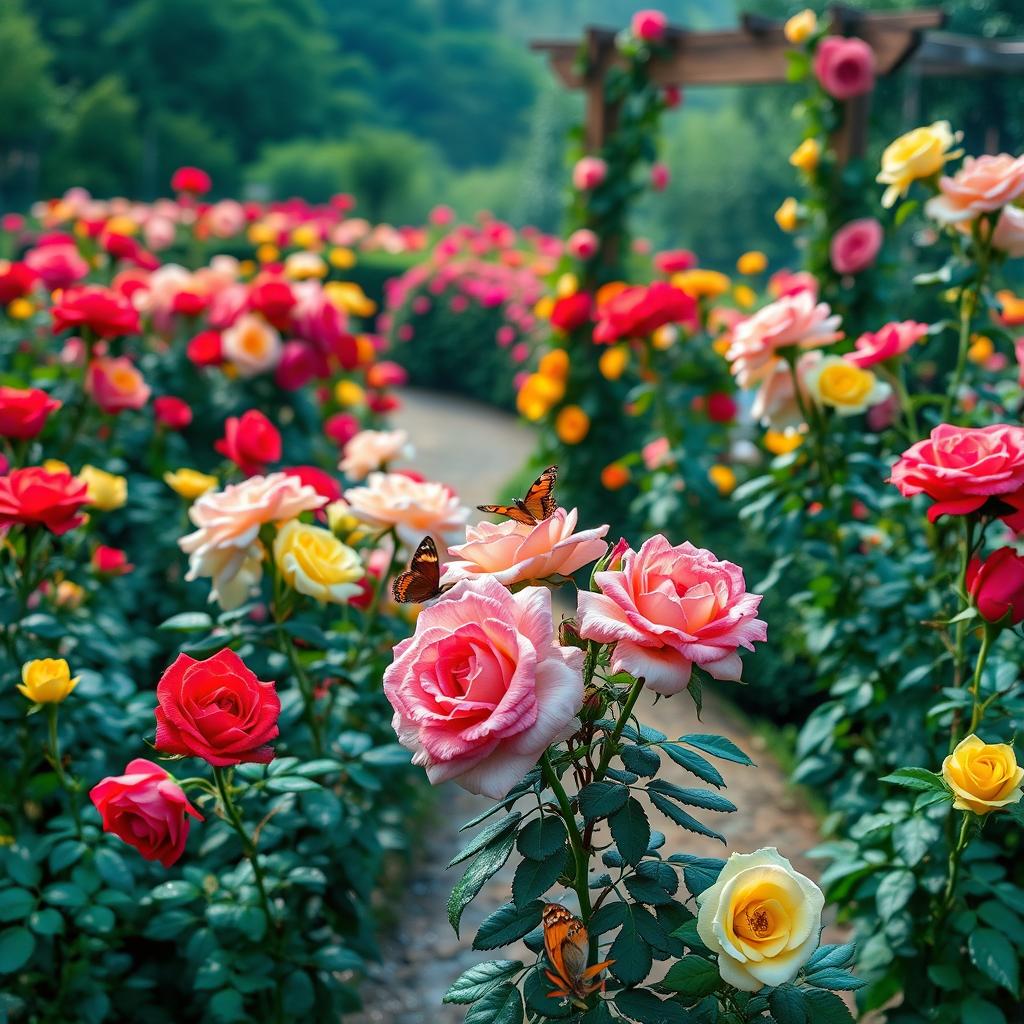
[214, 409, 282, 475]
[52, 285, 141, 338]
[0, 386, 61, 439]
[592, 282, 696, 344]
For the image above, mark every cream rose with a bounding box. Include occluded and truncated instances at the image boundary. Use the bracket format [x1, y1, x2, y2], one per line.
[339, 429, 413, 480]
[697, 847, 824, 992]
[942, 734, 1023, 815]
[222, 313, 282, 377]
[273, 520, 363, 604]
[877, 121, 961, 208]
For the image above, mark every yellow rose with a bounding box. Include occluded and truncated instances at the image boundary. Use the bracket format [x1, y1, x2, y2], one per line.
[784, 9, 817, 44]
[325, 501, 367, 543]
[775, 197, 800, 233]
[290, 224, 319, 250]
[556, 273, 578, 298]
[736, 251, 767, 276]
[598, 345, 629, 381]
[942, 734, 1023, 815]
[248, 223, 276, 246]
[733, 284, 757, 310]
[709, 464, 737, 496]
[105, 215, 137, 236]
[804, 356, 890, 416]
[325, 281, 376, 318]
[968, 334, 994, 364]
[7, 298, 35, 320]
[284, 251, 327, 280]
[55, 580, 85, 609]
[789, 138, 821, 174]
[764, 429, 805, 455]
[877, 121, 961, 208]
[273, 520, 363, 604]
[538, 348, 570, 381]
[517, 374, 564, 421]
[697, 847, 824, 991]
[328, 247, 356, 269]
[18, 658, 79, 704]
[334, 379, 366, 408]
[554, 405, 590, 445]
[673, 269, 731, 300]
[164, 468, 218, 500]
[78, 465, 127, 511]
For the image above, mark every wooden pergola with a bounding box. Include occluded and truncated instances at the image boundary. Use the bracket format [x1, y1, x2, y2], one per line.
[531, 4, 1024, 165]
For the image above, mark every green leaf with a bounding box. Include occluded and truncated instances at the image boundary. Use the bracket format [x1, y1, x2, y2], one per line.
[362, 744, 412, 767]
[610, 797, 650, 866]
[473, 902, 543, 951]
[448, 830, 518, 936]
[804, 989, 855, 1023]
[648, 793, 725, 844]
[209, 988, 245, 1023]
[448, 813, 522, 869]
[49, 840, 86, 874]
[614, 988, 689, 1023]
[28, 909, 63, 936]
[42, 884, 86, 908]
[969, 928, 1019, 996]
[959, 996, 1007, 1024]
[621, 744, 661, 777]
[610, 908, 652, 986]
[293, 758, 345, 777]
[464, 983, 524, 1024]
[579, 781, 629, 819]
[159, 612, 214, 632]
[679, 734, 754, 765]
[671, 855, 725, 898]
[805, 944, 856, 971]
[516, 816, 566, 860]
[661, 745, 724, 787]
[804, 967, 865, 990]
[94, 848, 132, 891]
[662, 955, 719, 999]
[315, 946, 362, 972]
[0, 889, 35, 923]
[875, 870, 915, 920]
[893, 817, 941, 868]
[443, 960, 523, 1004]
[77, 906, 115, 934]
[647, 780, 736, 812]
[281, 971, 314, 1015]
[150, 880, 200, 902]
[0, 927, 34, 973]
[769, 984, 808, 1024]
[879, 767, 948, 793]
[512, 850, 567, 906]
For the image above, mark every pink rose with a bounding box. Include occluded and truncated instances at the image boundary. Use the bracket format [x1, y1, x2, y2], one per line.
[632, 9, 667, 41]
[86, 356, 151, 413]
[829, 218, 883, 275]
[573, 157, 608, 191]
[926, 154, 1024, 225]
[847, 320, 929, 368]
[769, 269, 818, 300]
[24, 243, 89, 290]
[726, 292, 842, 388]
[1015, 337, 1024, 388]
[651, 162, 670, 191]
[813, 36, 875, 100]
[441, 508, 609, 588]
[384, 577, 584, 798]
[577, 535, 767, 694]
[889, 423, 1024, 526]
[654, 250, 696, 274]
[642, 437, 672, 471]
[992, 205, 1024, 258]
[567, 229, 599, 260]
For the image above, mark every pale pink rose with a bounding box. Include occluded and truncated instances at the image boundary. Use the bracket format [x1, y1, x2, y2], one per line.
[847, 320, 929, 368]
[345, 471, 470, 549]
[813, 36, 875, 100]
[87, 356, 151, 413]
[642, 437, 672, 470]
[567, 229, 599, 260]
[206, 200, 246, 238]
[384, 577, 584, 799]
[651, 162, 670, 191]
[632, 8, 667, 41]
[25, 243, 89, 290]
[339, 429, 413, 480]
[726, 292, 843, 388]
[991, 205, 1024, 258]
[577, 535, 767, 694]
[144, 216, 177, 252]
[769, 269, 818, 300]
[829, 218, 883, 275]
[441, 508, 609, 588]
[179, 472, 326, 609]
[573, 157, 608, 191]
[222, 313, 282, 377]
[926, 154, 1024, 225]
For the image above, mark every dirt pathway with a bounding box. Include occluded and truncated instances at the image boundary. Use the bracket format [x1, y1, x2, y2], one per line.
[352, 389, 827, 1023]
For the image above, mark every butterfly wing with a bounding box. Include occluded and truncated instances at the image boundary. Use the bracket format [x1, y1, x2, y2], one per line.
[476, 502, 537, 525]
[521, 465, 558, 521]
[542, 904, 575, 990]
[391, 536, 441, 603]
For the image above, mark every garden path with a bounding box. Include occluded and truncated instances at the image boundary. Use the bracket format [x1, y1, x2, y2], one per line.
[352, 389, 828, 1023]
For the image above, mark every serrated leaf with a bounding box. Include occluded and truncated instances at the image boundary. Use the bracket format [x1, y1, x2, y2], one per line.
[875, 869, 915, 921]
[614, 987, 689, 1023]
[679, 734, 754, 765]
[621, 744, 661, 777]
[805, 943, 856, 971]
[769, 984, 807, 1024]
[879, 767, 948, 792]
[579, 781, 629, 819]
[804, 967, 865, 990]
[516, 816, 566, 860]
[513, 851, 567, 907]
[662, 955, 719, 998]
[610, 797, 650, 866]
[464, 983, 524, 1024]
[442, 960, 523, 1003]
[609, 908, 651, 986]
[448, 830, 518, 936]
[803, 989, 855, 1023]
[474, 901, 543, 950]
[648, 793, 725, 844]
[448, 813, 522, 868]
[969, 928, 1019, 996]
[647, 780, 736, 812]
[661, 745, 724, 787]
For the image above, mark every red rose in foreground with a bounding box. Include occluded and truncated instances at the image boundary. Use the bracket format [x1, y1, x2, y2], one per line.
[52, 286, 141, 338]
[0, 386, 61, 439]
[90, 758, 203, 867]
[153, 395, 193, 430]
[0, 467, 88, 535]
[171, 166, 212, 195]
[967, 547, 1024, 626]
[550, 292, 593, 333]
[214, 409, 282, 475]
[154, 649, 281, 766]
[593, 281, 696, 344]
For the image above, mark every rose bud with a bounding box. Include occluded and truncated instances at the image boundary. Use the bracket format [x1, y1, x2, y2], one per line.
[966, 546, 1024, 625]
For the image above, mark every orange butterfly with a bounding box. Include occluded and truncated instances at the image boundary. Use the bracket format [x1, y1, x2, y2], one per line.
[542, 903, 614, 1006]
[478, 465, 558, 525]
[391, 536, 442, 604]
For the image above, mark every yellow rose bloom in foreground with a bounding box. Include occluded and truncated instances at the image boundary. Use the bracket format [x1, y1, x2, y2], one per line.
[804, 356, 890, 417]
[942, 734, 1023, 815]
[273, 520, 364, 605]
[784, 9, 817, 44]
[78, 465, 127, 510]
[877, 121, 961, 208]
[697, 847, 824, 991]
[164, 468, 218, 500]
[19, 658, 80, 704]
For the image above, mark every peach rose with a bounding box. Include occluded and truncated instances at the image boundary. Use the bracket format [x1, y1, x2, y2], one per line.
[991, 205, 1024, 258]
[846, 321, 929, 368]
[750, 353, 816, 429]
[384, 577, 584, 799]
[339, 429, 413, 480]
[87, 356, 151, 414]
[221, 313, 282, 377]
[925, 153, 1024, 225]
[180, 472, 326, 608]
[345, 471, 470, 548]
[726, 292, 842, 388]
[577, 534, 767, 694]
[441, 508, 609, 588]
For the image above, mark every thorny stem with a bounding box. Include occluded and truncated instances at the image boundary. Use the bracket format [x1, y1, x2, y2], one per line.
[46, 704, 82, 833]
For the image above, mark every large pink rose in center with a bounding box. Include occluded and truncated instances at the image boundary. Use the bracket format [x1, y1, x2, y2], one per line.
[384, 577, 584, 799]
[577, 535, 767, 695]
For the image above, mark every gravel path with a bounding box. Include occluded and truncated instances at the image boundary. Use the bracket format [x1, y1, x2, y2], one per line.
[353, 389, 829, 1023]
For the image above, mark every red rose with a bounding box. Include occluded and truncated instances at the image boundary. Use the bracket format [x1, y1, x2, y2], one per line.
[0, 261, 38, 304]
[52, 286, 141, 338]
[171, 290, 209, 317]
[171, 166, 212, 195]
[0, 386, 61, 439]
[706, 392, 738, 424]
[550, 292, 593, 333]
[967, 547, 1024, 625]
[154, 649, 281, 766]
[187, 330, 224, 367]
[214, 409, 282, 475]
[0, 467, 88, 535]
[593, 281, 696, 344]
[248, 280, 296, 330]
[366, 361, 408, 389]
[324, 412, 360, 447]
[274, 340, 320, 391]
[92, 545, 134, 575]
[283, 465, 342, 504]
[153, 395, 193, 430]
[90, 759, 203, 867]
[368, 392, 400, 414]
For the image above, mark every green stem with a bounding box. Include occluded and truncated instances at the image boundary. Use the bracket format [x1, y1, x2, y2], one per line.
[941, 812, 972, 916]
[347, 529, 402, 669]
[595, 676, 645, 781]
[967, 627, 994, 736]
[46, 704, 82, 834]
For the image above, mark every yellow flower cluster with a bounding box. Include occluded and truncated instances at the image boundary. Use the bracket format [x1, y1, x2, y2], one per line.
[517, 348, 570, 421]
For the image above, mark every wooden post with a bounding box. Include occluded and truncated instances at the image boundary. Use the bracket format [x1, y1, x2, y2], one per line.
[828, 5, 874, 166]
[582, 28, 618, 153]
